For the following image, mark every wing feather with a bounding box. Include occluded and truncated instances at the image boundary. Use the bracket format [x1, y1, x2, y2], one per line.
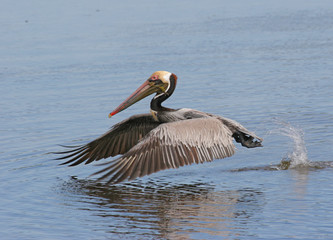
[55, 114, 160, 165]
[94, 117, 236, 183]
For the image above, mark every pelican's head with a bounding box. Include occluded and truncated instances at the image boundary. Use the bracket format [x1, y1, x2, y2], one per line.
[109, 71, 177, 117]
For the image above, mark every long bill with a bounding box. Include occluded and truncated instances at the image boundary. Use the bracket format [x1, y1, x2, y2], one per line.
[109, 80, 159, 118]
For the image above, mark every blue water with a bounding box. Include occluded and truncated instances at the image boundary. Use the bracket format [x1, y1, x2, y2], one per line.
[1, 1, 333, 239]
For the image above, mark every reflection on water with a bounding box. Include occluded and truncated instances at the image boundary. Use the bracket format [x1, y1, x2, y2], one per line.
[289, 167, 311, 200]
[58, 178, 264, 239]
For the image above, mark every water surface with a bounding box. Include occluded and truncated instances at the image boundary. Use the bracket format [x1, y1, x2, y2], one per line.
[1, 1, 333, 239]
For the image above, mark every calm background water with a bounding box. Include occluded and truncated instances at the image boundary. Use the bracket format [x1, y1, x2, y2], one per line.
[1, 1, 333, 239]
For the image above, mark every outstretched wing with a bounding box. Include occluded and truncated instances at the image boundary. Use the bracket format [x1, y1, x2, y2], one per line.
[55, 114, 160, 166]
[217, 116, 263, 148]
[93, 117, 236, 184]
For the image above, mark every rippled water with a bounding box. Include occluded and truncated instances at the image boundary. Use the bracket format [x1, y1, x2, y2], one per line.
[1, 1, 333, 239]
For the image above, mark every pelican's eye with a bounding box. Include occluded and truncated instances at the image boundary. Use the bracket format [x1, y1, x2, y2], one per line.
[149, 74, 159, 81]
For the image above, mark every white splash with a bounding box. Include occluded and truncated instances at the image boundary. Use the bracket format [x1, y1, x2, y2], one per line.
[275, 120, 309, 167]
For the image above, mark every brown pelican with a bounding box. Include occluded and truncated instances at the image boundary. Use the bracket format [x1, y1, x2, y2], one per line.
[56, 71, 263, 184]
